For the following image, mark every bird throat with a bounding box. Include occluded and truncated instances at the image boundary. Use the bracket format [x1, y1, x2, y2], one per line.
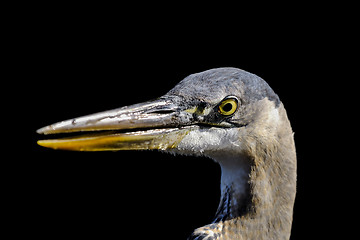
[212, 154, 252, 223]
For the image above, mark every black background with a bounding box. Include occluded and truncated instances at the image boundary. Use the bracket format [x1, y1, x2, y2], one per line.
[7, 3, 342, 239]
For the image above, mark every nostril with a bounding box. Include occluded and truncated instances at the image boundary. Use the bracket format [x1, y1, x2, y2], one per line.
[150, 110, 175, 114]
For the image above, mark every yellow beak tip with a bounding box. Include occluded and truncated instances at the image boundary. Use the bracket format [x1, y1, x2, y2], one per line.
[37, 140, 46, 147]
[37, 140, 56, 149]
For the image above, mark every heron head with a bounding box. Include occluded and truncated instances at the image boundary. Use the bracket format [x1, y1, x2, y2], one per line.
[37, 67, 282, 161]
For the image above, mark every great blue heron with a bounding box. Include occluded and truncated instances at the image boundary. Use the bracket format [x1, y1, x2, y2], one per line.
[37, 67, 296, 240]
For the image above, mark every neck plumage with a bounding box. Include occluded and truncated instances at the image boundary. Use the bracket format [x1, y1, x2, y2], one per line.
[214, 140, 296, 239]
[212, 156, 251, 223]
[199, 149, 295, 240]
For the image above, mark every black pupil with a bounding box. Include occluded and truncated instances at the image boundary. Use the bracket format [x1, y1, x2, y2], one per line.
[222, 103, 233, 112]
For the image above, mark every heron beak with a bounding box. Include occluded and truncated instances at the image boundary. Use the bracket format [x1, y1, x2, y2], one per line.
[37, 98, 194, 151]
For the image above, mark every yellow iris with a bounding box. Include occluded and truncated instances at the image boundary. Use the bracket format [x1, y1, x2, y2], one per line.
[218, 98, 238, 116]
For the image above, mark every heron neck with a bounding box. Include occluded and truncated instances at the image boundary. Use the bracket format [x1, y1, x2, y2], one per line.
[209, 132, 296, 239]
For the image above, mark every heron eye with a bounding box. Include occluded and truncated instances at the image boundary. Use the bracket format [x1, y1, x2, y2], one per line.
[218, 98, 238, 116]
